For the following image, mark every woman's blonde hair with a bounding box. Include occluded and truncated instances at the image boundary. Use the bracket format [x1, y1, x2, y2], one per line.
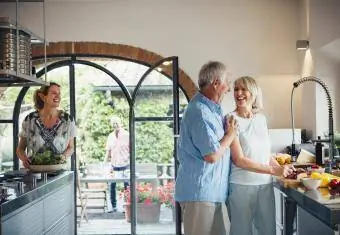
[33, 82, 60, 110]
[234, 76, 263, 112]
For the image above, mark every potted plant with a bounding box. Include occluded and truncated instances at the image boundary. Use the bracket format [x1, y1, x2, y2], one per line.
[159, 181, 175, 221]
[121, 183, 161, 223]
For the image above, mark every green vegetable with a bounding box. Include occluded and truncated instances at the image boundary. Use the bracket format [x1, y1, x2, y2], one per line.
[30, 150, 66, 165]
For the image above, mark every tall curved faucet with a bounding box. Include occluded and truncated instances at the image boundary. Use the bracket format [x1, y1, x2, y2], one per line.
[291, 76, 334, 172]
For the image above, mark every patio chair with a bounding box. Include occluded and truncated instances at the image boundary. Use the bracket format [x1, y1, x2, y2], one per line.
[82, 163, 108, 212]
[136, 163, 158, 177]
[77, 172, 88, 226]
[136, 163, 158, 193]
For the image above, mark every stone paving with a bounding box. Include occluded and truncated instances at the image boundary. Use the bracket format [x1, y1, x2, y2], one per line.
[77, 198, 177, 235]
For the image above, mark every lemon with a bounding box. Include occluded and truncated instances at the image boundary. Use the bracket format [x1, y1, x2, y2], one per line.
[309, 172, 329, 187]
[320, 176, 331, 187]
[276, 156, 286, 165]
[285, 157, 292, 164]
[310, 172, 321, 179]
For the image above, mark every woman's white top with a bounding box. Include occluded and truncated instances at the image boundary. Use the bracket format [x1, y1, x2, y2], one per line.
[229, 112, 272, 185]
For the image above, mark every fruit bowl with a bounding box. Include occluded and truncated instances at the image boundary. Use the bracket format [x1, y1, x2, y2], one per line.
[28, 164, 67, 172]
[301, 178, 321, 190]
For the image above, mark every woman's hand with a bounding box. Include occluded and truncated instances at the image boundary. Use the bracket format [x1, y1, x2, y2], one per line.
[19, 155, 31, 168]
[269, 157, 295, 177]
[59, 154, 67, 162]
[269, 161, 295, 177]
[282, 165, 295, 177]
[225, 115, 238, 138]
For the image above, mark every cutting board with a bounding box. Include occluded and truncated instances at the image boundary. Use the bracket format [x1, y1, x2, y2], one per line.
[276, 177, 301, 188]
[296, 149, 316, 164]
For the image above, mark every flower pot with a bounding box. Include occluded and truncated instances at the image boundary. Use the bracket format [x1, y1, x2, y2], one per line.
[124, 203, 161, 223]
[124, 204, 131, 223]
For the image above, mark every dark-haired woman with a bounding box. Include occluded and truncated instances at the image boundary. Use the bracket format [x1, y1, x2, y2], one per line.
[16, 82, 76, 168]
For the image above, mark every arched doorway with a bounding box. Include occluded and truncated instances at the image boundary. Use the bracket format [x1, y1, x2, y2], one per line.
[9, 51, 190, 235]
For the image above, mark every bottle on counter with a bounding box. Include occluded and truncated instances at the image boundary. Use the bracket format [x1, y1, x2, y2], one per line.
[315, 136, 324, 165]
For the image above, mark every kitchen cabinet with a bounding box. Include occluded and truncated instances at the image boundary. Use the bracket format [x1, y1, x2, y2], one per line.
[274, 187, 297, 235]
[1, 171, 74, 235]
[275, 187, 285, 235]
[274, 181, 340, 235]
[1, 200, 44, 235]
[43, 183, 74, 234]
[297, 205, 337, 235]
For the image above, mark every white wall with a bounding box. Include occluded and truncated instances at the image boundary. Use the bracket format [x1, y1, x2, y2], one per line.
[314, 53, 340, 137]
[298, 0, 340, 139]
[0, 0, 302, 128]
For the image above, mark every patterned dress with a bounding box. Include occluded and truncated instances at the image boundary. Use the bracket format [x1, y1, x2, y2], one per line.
[19, 110, 76, 157]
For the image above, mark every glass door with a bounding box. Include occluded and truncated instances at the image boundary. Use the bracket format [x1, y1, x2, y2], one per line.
[129, 57, 184, 235]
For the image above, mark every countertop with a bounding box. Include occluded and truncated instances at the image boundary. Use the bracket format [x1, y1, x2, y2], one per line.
[0, 171, 74, 217]
[274, 180, 340, 227]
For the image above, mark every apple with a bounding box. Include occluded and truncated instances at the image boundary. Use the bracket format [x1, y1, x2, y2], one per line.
[329, 179, 339, 189]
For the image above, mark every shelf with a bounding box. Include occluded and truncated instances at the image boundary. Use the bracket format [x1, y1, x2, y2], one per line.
[0, 1, 49, 87]
[0, 0, 44, 3]
[0, 17, 45, 44]
[0, 69, 49, 87]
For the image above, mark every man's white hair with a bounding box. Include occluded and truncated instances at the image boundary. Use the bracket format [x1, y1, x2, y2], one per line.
[110, 116, 122, 128]
[198, 61, 227, 90]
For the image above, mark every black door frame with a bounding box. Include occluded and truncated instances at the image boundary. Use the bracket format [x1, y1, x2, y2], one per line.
[11, 54, 185, 235]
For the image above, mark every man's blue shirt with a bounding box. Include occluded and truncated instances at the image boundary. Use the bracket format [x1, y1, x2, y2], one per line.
[175, 92, 231, 202]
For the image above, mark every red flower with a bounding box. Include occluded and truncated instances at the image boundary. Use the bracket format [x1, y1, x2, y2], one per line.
[120, 182, 162, 204]
[158, 181, 175, 208]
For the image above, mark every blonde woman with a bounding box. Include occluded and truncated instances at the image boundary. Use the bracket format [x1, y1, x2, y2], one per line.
[227, 76, 279, 235]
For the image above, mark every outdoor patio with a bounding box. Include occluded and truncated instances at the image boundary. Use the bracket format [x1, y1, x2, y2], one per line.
[77, 201, 176, 235]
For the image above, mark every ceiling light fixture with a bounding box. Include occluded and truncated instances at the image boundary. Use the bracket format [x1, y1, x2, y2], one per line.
[296, 40, 309, 50]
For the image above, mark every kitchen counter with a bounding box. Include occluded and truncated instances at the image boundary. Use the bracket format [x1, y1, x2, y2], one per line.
[274, 180, 340, 235]
[0, 170, 75, 235]
[0, 170, 73, 216]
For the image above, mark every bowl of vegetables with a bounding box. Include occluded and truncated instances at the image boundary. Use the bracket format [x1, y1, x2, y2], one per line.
[28, 150, 67, 172]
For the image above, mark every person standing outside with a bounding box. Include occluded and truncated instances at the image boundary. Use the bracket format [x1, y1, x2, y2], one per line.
[175, 61, 293, 235]
[104, 116, 130, 212]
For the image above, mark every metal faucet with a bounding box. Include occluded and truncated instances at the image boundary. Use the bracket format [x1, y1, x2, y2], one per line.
[291, 76, 335, 172]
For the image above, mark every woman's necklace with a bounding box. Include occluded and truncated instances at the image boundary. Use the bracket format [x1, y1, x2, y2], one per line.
[39, 110, 60, 128]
